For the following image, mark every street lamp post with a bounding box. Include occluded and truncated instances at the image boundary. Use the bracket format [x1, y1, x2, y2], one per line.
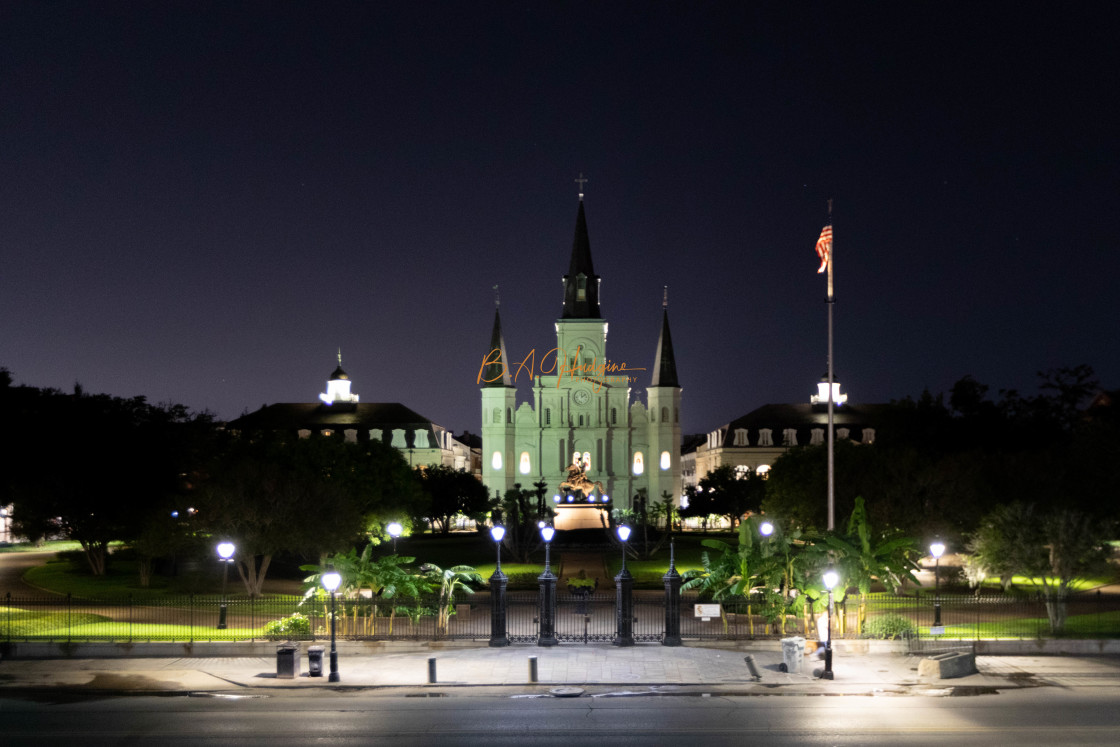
[216, 542, 235, 630]
[387, 522, 403, 553]
[489, 525, 509, 647]
[613, 525, 634, 647]
[821, 569, 839, 680]
[321, 568, 342, 682]
[662, 537, 682, 647]
[538, 525, 558, 646]
[930, 541, 946, 629]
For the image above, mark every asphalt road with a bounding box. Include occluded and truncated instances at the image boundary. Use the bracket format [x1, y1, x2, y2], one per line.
[2, 688, 1118, 746]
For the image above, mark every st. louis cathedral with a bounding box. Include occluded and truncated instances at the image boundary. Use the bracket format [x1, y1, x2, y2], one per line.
[479, 198, 683, 529]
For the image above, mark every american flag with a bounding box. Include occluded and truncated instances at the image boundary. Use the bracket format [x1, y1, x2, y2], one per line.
[815, 224, 832, 274]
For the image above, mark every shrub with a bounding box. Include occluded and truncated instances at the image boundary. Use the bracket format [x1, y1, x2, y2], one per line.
[264, 613, 311, 639]
[861, 614, 916, 640]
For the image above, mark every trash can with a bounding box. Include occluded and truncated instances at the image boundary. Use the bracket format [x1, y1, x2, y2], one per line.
[780, 636, 806, 673]
[276, 643, 300, 679]
[308, 645, 325, 677]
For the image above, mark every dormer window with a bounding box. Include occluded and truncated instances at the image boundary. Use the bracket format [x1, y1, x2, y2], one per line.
[577, 275, 587, 301]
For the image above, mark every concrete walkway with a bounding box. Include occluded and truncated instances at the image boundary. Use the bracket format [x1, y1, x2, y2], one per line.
[558, 551, 609, 585]
[3, 643, 1119, 698]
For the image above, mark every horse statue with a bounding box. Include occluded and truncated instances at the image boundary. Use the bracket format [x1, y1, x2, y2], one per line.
[559, 462, 604, 498]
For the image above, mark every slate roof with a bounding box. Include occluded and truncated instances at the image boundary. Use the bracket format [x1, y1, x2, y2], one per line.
[230, 402, 440, 432]
[715, 402, 889, 448]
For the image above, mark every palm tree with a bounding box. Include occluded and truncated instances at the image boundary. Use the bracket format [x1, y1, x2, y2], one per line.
[301, 545, 432, 635]
[421, 563, 483, 634]
[682, 519, 771, 635]
[821, 496, 920, 635]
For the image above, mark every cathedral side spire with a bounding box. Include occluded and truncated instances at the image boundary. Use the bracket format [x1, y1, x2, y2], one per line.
[650, 305, 680, 388]
[561, 200, 602, 319]
[482, 304, 514, 388]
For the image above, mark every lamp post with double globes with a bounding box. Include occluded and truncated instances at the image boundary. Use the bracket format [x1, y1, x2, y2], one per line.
[538, 525, 558, 646]
[930, 541, 946, 629]
[216, 542, 235, 630]
[321, 568, 342, 682]
[613, 525, 634, 647]
[489, 525, 509, 647]
[821, 569, 839, 680]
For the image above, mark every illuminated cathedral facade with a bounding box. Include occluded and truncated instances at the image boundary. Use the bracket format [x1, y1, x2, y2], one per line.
[479, 199, 682, 528]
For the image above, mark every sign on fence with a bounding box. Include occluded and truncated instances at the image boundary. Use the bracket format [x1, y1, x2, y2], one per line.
[694, 604, 721, 621]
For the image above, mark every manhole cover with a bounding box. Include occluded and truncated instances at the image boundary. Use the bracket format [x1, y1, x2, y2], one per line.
[550, 687, 585, 698]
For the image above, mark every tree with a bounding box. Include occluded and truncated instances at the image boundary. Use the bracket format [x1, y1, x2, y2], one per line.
[492, 483, 553, 563]
[696, 465, 765, 528]
[682, 519, 772, 635]
[1, 378, 213, 575]
[421, 562, 483, 634]
[819, 497, 921, 635]
[966, 503, 1112, 633]
[415, 465, 490, 534]
[200, 434, 419, 596]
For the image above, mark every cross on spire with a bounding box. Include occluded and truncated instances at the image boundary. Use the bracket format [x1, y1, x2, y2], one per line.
[575, 172, 588, 201]
[662, 286, 669, 308]
[493, 284, 500, 308]
[337, 348, 342, 365]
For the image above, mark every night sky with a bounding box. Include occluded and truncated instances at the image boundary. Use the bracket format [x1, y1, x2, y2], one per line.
[3, 2, 1117, 438]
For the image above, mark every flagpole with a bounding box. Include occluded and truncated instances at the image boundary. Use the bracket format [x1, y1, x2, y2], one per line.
[825, 199, 835, 531]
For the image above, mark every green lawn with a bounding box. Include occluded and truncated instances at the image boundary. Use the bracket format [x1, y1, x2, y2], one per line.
[23, 559, 197, 598]
[0, 540, 87, 554]
[926, 610, 1120, 639]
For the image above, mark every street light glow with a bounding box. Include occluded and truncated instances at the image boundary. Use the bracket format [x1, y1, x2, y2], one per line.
[541, 526, 555, 542]
[823, 569, 839, 590]
[617, 525, 631, 542]
[217, 541, 235, 560]
[321, 570, 342, 592]
[760, 521, 774, 536]
[930, 541, 946, 558]
[490, 525, 506, 543]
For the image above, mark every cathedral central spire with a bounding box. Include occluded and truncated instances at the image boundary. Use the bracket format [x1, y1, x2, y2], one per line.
[561, 200, 602, 319]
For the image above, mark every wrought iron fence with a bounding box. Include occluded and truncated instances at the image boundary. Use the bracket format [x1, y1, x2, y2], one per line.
[3, 589, 1117, 644]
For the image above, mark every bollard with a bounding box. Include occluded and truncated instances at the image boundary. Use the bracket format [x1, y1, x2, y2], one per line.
[744, 654, 762, 681]
[428, 657, 437, 684]
[528, 655, 538, 683]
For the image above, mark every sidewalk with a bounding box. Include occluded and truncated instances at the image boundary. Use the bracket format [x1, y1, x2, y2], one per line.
[3, 643, 1119, 698]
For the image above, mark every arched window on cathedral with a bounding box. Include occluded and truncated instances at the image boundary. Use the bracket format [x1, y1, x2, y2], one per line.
[545, 408, 551, 425]
[492, 408, 500, 425]
[611, 407, 617, 424]
[632, 451, 644, 475]
[660, 451, 671, 470]
[491, 451, 503, 471]
[507, 407, 513, 423]
[661, 407, 668, 423]
[519, 452, 531, 475]
[582, 451, 591, 472]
